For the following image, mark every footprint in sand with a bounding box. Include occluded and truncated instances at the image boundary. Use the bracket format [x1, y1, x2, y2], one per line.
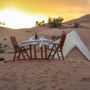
[58, 88, 64, 90]
[0, 83, 11, 90]
[51, 85, 57, 89]
[81, 77, 90, 82]
[0, 73, 18, 90]
[0, 73, 18, 84]
[36, 86, 46, 90]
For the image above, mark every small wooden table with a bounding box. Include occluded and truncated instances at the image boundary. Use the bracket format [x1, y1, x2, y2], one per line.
[18, 38, 53, 59]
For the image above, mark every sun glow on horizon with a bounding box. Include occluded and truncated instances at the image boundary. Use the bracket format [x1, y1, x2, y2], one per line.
[0, 9, 47, 29]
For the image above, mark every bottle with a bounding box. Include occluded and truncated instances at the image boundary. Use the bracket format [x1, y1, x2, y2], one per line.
[35, 32, 38, 39]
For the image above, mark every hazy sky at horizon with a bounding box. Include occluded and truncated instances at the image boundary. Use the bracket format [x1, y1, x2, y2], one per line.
[0, 0, 90, 28]
[0, 0, 90, 13]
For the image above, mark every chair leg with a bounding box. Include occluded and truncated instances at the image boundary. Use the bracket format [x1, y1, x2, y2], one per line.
[61, 50, 64, 60]
[18, 52, 21, 60]
[48, 45, 61, 60]
[30, 45, 32, 59]
[56, 51, 60, 60]
[13, 52, 16, 61]
[41, 46, 43, 58]
[25, 51, 30, 59]
[52, 51, 56, 59]
[23, 46, 30, 59]
[48, 45, 54, 59]
[21, 52, 26, 60]
[52, 45, 60, 60]
[51, 51, 60, 60]
[19, 48, 26, 60]
[52, 45, 57, 59]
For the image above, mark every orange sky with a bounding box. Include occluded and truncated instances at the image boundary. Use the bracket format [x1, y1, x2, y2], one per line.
[0, 0, 90, 28]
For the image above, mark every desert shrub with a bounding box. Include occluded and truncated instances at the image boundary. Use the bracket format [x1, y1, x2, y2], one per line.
[36, 20, 45, 26]
[36, 21, 39, 26]
[0, 49, 5, 53]
[41, 20, 45, 25]
[3, 38, 7, 40]
[0, 46, 2, 48]
[48, 17, 64, 28]
[0, 21, 5, 25]
[52, 35, 61, 40]
[0, 57, 5, 61]
[3, 44, 8, 47]
[73, 22, 80, 28]
[52, 36, 56, 40]
[0, 43, 2, 46]
[0, 43, 2, 48]
[8, 51, 14, 54]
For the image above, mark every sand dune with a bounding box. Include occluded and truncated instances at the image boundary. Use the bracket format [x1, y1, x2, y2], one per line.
[64, 14, 90, 25]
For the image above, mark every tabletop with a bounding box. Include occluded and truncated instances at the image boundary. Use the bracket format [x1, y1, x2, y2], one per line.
[18, 37, 53, 47]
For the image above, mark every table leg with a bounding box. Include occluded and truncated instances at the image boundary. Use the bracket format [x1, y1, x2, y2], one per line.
[30, 45, 32, 59]
[34, 45, 36, 59]
[41, 47, 43, 58]
[45, 45, 47, 59]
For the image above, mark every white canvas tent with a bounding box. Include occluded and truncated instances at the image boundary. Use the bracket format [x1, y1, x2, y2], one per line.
[54, 31, 90, 61]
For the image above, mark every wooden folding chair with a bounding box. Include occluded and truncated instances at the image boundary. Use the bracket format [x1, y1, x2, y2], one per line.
[10, 36, 30, 61]
[48, 33, 66, 60]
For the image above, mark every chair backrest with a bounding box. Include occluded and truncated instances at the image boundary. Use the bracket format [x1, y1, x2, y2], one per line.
[10, 36, 19, 50]
[57, 33, 66, 51]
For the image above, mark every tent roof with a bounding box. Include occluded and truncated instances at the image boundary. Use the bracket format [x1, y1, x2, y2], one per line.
[54, 31, 90, 61]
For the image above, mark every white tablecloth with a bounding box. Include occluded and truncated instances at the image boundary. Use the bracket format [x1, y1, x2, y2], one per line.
[18, 38, 53, 47]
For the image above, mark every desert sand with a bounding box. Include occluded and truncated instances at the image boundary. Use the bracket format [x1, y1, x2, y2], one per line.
[0, 60, 90, 90]
[0, 14, 90, 90]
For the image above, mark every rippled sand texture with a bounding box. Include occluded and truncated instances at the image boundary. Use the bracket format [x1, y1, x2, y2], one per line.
[0, 60, 90, 90]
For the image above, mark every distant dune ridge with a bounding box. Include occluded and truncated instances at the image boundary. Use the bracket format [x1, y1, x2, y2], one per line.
[64, 14, 90, 24]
